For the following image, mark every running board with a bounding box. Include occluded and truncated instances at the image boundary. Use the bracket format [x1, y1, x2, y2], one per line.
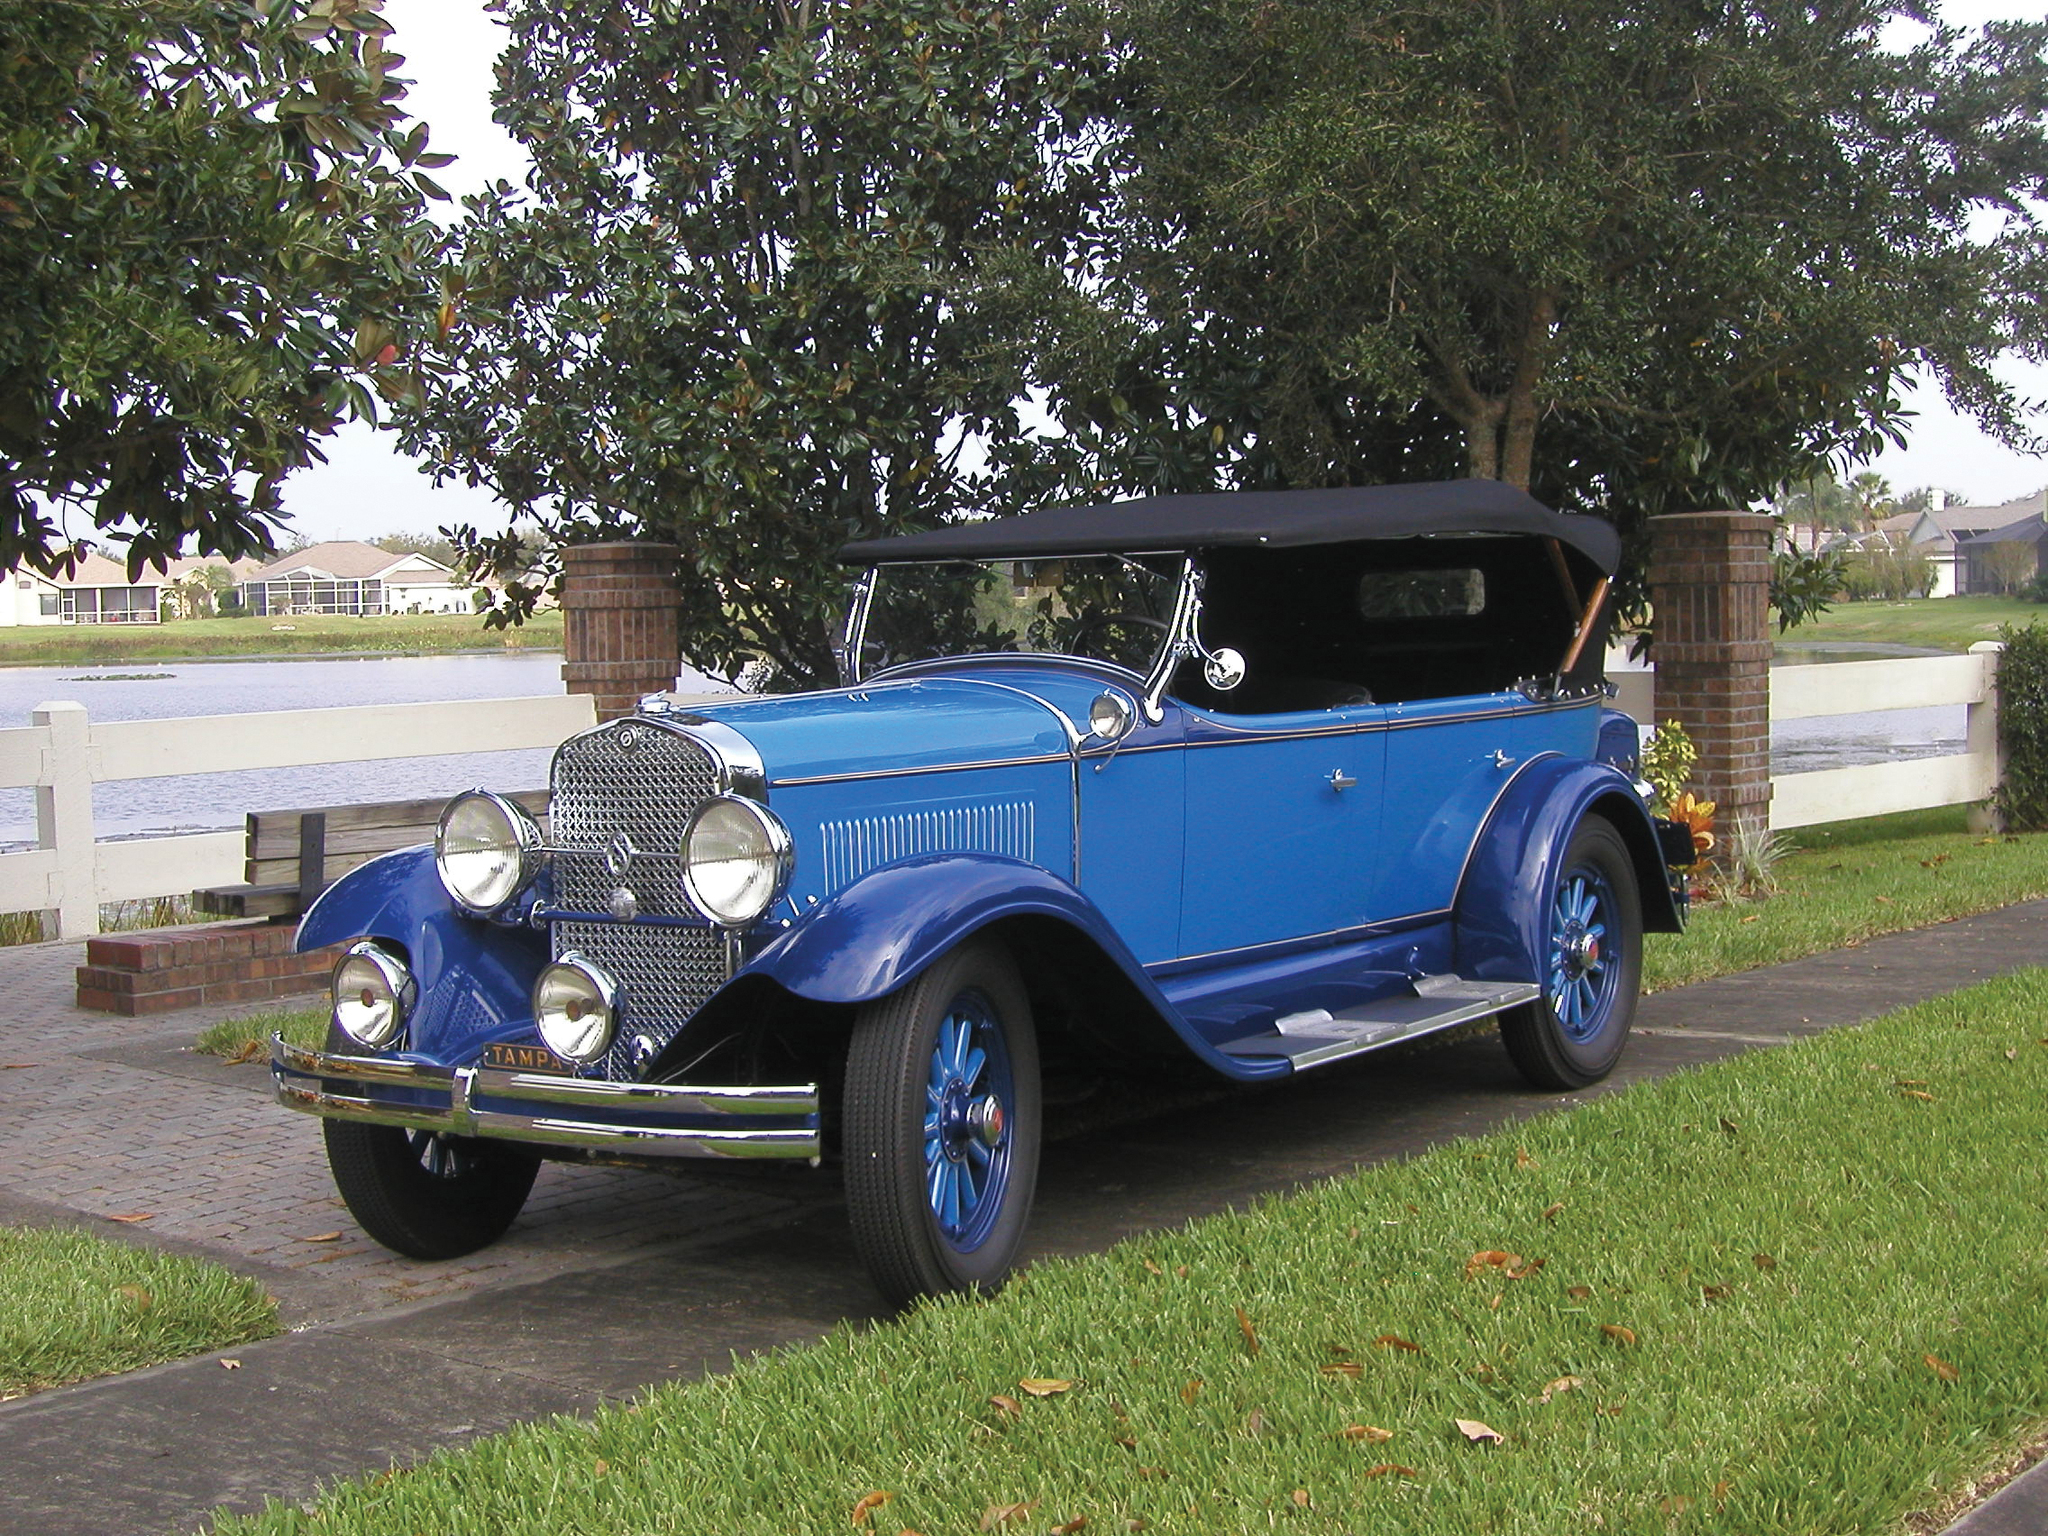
[1217, 976, 1541, 1071]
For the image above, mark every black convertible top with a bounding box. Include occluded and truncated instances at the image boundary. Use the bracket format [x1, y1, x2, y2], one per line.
[839, 482, 1620, 574]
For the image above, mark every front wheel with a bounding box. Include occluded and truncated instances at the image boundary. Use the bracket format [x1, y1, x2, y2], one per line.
[1498, 817, 1642, 1090]
[843, 940, 1041, 1306]
[323, 1120, 541, 1260]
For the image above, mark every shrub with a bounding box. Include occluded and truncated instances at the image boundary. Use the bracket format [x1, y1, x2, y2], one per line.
[1994, 623, 2048, 830]
[1837, 542, 1934, 601]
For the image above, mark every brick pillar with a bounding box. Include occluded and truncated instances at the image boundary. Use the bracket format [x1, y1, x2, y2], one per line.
[1648, 512, 1774, 833]
[559, 542, 682, 722]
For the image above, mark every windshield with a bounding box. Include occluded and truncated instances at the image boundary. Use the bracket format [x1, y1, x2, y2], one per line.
[855, 555, 1183, 678]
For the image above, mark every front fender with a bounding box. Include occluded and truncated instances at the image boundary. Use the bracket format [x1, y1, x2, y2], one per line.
[739, 853, 1288, 1082]
[296, 846, 547, 1060]
[1455, 756, 1683, 986]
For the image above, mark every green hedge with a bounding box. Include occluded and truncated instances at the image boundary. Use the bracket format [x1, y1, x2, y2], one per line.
[1995, 622, 2048, 830]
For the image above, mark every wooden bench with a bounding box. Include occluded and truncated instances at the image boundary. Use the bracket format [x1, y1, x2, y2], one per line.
[191, 790, 550, 921]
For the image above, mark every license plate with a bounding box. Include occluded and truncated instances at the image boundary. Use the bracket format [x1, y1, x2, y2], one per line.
[481, 1041, 575, 1074]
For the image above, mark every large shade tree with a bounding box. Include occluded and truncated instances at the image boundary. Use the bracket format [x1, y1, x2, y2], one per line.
[0, 0, 447, 577]
[408, 0, 1105, 687]
[1047, 0, 2048, 546]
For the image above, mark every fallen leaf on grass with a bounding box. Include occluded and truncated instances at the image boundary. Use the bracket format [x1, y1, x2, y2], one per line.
[1898, 1089, 1935, 1103]
[979, 1501, 1036, 1530]
[1320, 1362, 1362, 1379]
[1925, 1354, 1960, 1383]
[593, 1459, 609, 1477]
[2006, 1049, 2018, 1061]
[1338, 1424, 1393, 1442]
[1374, 1334, 1422, 1353]
[1536, 1376, 1581, 1404]
[106, 1213, 154, 1224]
[1718, 1116, 1739, 1137]
[1507, 1256, 1547, 1280]
[1454, 1418, 1503, 1444]
[115, 1284, 153, 1312]
[1660, 1495, 1694, 1516]
[1515, 1146, 1538, 1170]
[1235, 1306, 1260, 1358]
[1752, 1253, 1778, 1271]
[1243, 1410, 1265, 1438]
[1565, 1285, 1592, 1300]
[218, 1358, 241, 1370]
[987, 1394, 1021, 1420]
[1365, 1464, 1417, 1479]
[1465, 1250, 1520, 1279]
[1541, 1202, 1565, 1222]
[1180, 1379, 1202, 1404]
[1142, 1259, 1163, 1276]
[222, 1040, 264, 1066]
[1740, 914, 1760, 924]
[1702, 1284, 1732, 1301]
[1601, 1324, 1637, 1346]
[300, 1231, 344, 1243]
[1, 1062, 38, 1070]
[1051, 1519, 1087, 1535]
[1290, 1490, 1310, 1509]
[1874, 895, 1893, 905]
[1019, 1378, 1072, 1397]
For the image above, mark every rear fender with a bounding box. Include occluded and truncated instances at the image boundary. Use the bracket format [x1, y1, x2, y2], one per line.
[739, 853, 1286, 1082]
[1455, 757, 1683, 985]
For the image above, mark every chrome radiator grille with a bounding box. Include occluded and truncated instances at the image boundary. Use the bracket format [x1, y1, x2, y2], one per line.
[549, 718, 719, 919]
[552, 919, 728, 1082]
[548, 718, 729, 1081]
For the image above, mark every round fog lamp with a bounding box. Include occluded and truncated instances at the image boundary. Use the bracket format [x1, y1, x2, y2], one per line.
[332, 940, 412, 1048]
[436, 789, 542, 913]
[681, 796, 793, 928]
[533, 953, 619, 1064]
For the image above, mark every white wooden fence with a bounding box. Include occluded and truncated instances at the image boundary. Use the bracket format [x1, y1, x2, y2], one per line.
[0, 645, 2010, 939]
[0, 694, 598, 939]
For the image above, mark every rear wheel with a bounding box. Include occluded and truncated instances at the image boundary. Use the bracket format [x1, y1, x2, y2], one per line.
[1499, 817, 1641, 1090]
[844, 940, 1041, 1306]
[323, 1119, 540, 1261]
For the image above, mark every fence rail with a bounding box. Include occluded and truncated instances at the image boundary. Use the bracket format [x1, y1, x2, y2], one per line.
[0, 645, 2011, 938]
[0, 693, 600, 938]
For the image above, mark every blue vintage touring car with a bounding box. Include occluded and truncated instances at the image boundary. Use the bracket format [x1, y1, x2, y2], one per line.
[273, 483, 1689, 1304]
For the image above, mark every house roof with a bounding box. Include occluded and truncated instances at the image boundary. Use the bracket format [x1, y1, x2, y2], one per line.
[40, 552, 160, 590]
[1958, 514, 2048, 547]
[839, 482, 1622, 573]
[248, 541, 456, 583]
[1922, 492, 2044, 538]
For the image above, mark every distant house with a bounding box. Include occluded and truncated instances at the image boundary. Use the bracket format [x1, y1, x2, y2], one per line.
[0, 552, 162, 626]
[240, 542, 472, 617]
[1880, 490, 2048, 597]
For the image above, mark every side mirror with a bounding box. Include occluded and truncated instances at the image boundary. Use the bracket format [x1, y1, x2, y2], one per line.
[1203, 647, 1247, 691]
[1086, 691, 1135, 744]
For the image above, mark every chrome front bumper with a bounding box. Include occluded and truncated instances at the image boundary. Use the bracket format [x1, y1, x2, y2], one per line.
[270, 1037, 821, 1163]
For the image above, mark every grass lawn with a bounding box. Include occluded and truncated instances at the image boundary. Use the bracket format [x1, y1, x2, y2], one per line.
[194, 1006, 328, 1061]
[0, 609, 562, 666]
[212, 968, 2048, 1535]
[1644, 806, 2048, 992]
[0, 1227, 277, 1400]
[1779, 594, 2040, 653]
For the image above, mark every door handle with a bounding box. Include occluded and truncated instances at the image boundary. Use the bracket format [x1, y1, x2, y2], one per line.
[1328, 769, 1357, 792]
[1490, 749, 1516, 769]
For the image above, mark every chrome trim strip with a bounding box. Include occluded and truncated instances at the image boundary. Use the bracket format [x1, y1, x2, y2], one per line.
[1149, 908, 1456, 975]
[947, 677, 1082, 748]
[271, 1038, 821, 1161]
[769, 752, 1070, 789]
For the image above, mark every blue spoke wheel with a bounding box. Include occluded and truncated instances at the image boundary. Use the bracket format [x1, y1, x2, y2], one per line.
[844, 941, 1041, 1305]
[1499, 818, 1641, 1090]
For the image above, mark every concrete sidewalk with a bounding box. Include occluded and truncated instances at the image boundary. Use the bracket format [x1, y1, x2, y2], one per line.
[3, 904, 2046, 1535]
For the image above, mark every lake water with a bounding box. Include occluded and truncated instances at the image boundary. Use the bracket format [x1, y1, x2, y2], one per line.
[0, 652, 730, 848]
[0, 648, 1966, 848]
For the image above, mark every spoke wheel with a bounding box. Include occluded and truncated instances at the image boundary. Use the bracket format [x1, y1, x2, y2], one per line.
[1499, 817, 1641, 1090]
[845, 940, 1040, 1306]
[321, 1027, 541, 1261]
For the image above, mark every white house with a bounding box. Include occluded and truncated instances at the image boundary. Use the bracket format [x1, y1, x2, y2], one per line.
[240, 542, 473, 617]
[0, 553, 161, 626]
[1881, 489, 2047, 597]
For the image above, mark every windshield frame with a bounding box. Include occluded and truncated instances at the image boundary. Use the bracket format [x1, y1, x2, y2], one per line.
[840, 554, 1196, 688]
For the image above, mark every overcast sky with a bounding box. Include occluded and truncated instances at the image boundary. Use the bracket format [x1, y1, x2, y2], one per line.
[276, 0, 2048, 544]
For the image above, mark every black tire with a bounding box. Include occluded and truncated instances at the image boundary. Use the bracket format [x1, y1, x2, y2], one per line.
[323, 1120, 541, 1261]
[1498, 817, 1642, 1090]
[844, 939, 1041, 1306]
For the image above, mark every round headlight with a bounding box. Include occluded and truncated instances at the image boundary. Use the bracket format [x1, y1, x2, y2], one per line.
[681, 796, 793, 928]
[332, 940, 413, 1049]
[533, 953, 619, 1064]
[436, 790, 542, 913]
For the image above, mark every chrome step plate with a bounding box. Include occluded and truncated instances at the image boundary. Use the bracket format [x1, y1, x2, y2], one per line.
[1219, 976, 1541, 1070]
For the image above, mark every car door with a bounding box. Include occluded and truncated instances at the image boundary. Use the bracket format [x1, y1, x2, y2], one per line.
[1075, 706, 1187, 964]
[1176, 703, 1388, 958]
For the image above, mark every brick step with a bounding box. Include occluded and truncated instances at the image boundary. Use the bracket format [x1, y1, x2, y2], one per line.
[77, 919, 343, 1016]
